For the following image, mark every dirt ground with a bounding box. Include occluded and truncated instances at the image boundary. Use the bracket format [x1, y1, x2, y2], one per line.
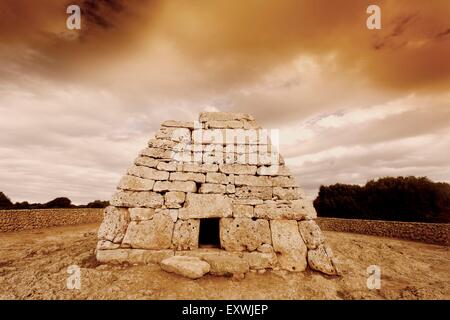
[0, 223, 448, 300]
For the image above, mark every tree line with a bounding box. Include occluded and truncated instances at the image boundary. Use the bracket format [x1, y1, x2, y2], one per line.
[313, 176, 450, 223]
[0, 192, 108, 210]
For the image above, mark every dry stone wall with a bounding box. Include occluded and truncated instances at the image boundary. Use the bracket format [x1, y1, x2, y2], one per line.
[97, 112, 339, 277]
[0, 208, 103, 232]
[317, 217, 450, 246]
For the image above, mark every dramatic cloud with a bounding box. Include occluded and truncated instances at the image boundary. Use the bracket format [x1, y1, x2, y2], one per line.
[0, 1, 449, 203]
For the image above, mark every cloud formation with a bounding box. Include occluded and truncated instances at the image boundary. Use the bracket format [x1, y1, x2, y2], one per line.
[0, 1, 449, 203]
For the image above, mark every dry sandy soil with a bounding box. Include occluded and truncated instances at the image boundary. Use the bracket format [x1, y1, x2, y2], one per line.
[0, 223, 448, 300]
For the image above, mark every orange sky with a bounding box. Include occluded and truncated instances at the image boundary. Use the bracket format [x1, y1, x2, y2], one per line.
[0, 0, 449, 203]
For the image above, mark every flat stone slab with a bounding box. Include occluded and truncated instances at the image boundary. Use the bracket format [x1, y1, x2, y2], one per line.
[160, 256, 210, 279]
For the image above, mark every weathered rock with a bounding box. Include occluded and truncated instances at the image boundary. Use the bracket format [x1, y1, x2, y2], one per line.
[272, 176, 297, 187]
[157, 161, 178, 172]
[235, 186, 272, 200]
[156, 208, 179, 222]
[182, 163, 219, 173]
[199, 183, 226, 194]
[206, 172, 228, 184]
[233, 199, 264, 205]
[117, 175, 155, 191]
[148, 138, 178, 150]
[220, 218, 271, 251]
[254, 200, 308, 220]
[207, 120, 244, 129]
[160, 256, 210, 279]
[97, 206, 130, 243]
[161, 120, 195, 129]
[242, 251, 278, 270]
[179, 193, 232, 219]
[307, 245, 338, 275]
[273, 187, 302, 200]
[200, 112, 255, 122]
[164, 191, 186, 208]
[122, 213, 174, 249]
[219, 164, 257, 175]
[202, 254, 249, 276]
[140, 148, 174, 160]
[232, 204, 254, 218]
[270, 220, 307, 272]
[128, 165, 170, 180]
[172, 219, 200, 250]
[234, 175, 272, 187]
[169, 172, 206, 183]
[155, 127, 191, 143]
[110, 191, 164, 208]
[96, 240, 121, 250]
[298, 220, 325, 249]
[129, 208, 155, 221]
[153, 181, 197, 193]
[134, 156, 159, 168]
[257, 165, 290, 176]
[226, 184, 236, 194]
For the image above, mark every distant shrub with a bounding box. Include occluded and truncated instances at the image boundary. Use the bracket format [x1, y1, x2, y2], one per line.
[42, 197, 72, 209]
[86, 200, 109, 208]
[0, 192, 13, 209]
[314, 176, 450, 223]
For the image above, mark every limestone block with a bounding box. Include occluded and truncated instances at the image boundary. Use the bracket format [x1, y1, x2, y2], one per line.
[178, 193, 232, 219]
[257, 165, 291, 176]
[242, 251, 278, 270]
[235, 186, 273, 200]
[298, 220, 325, 250]
[273, 187, 302, 200]
[164, 191, 186, 208]
[226, 184, 236, 194]
[140, 148, 174, 160]
[160, 256, 210, 279]
[128, 165, 169, 180]
[307, 245, 338, 275]
[134, 156, 159, 168]
[220, 218, 271, 251]
[157, 161, 178, 172]
[161, 120, 196, 129]
[153, 181, 197, 193]
[110, 191, 164, 208]
[155, 127, 191, 143]
[232, 204, 254, 218]
[207, 120, 244, 129]
[254, 200, 308, 220]
[169, 171, 206, 183]
[270, 220, 307, 272]
[199, 183, 226, 194]
[117, 175, 155, 191]
[272, 176, 297, 187]
[129, 208, 155, 221]
[122, 213, 174, 249]
[206, 172, 228, 184]
[234, 175, 272, 187]
[219, 164, 257, 175]
[201, 254, 249, 276]
[156, 208, 179, 223]
[243, 120, 261, 130]
[199, 112, 255, 122]
[172, 219, 200, 250]
[98, 206, 130, 243]
[148, 138, 178, 150]
[96, 240, 121, 250]
[233, 199, 264, 205]
[182, 163, 219, 173]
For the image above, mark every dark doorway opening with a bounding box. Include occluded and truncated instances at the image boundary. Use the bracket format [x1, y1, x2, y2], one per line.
[199, 218, 220, 248]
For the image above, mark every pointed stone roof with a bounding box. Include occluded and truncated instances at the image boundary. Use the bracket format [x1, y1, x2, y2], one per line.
[96, 112, 339, 277]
